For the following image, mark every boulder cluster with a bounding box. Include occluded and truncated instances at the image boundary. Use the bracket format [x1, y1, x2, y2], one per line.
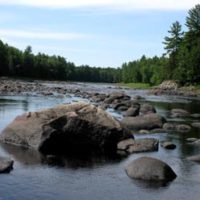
[1, 79, 200, 183]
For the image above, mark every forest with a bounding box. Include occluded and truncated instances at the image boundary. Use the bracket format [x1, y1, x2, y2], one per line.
[0, 4, 199, 85]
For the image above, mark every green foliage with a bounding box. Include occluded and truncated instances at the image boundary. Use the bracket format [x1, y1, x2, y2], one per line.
[186, 4, 200, 34]
[0, 4, 199, 85]
[0, 40, 120, 82]
[163, 21, 183, 55]
[163, 21, 183, 79]
[118, 82, 151, 89]
[121, 55, 167, 85]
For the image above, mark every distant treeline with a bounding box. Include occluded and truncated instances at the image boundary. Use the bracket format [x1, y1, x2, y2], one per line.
[0, 42, 121, 83]
[0, 4, 199, 85]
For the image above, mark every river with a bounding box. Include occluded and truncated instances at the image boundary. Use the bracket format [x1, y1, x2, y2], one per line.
[0, 82, 200, 200]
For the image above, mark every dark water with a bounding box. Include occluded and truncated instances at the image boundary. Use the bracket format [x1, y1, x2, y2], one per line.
[0, 83, 200, 200]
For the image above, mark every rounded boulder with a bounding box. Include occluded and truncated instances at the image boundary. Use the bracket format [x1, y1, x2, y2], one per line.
[125, 156, 177, 182]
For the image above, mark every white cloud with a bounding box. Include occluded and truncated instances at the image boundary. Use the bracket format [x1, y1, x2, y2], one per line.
[0, 0, 199, 10]
[0, 29, 88, 40]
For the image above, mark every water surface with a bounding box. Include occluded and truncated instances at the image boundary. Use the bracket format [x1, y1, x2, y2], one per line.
[0, 83, 200, 200]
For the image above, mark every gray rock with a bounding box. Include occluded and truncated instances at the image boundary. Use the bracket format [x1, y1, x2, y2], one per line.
[127, 138, 159, 153]
[0, 102, 131, 154]
[124, 107, 140, 117]
[140, 103, 156, 115]
[161, 141, 176, 149]
[117, 138, 158, 153]
[139, 130, 150, 134]
[176, 124, 191, 132]
[163, 123, 191, 133]
[125, 156, 177, 181]
[187, 155, 200, 162]
[151, 128, 165, 133]
[0, 157, 14, 173]
[117, 138, 135, 151]
[186, 138, 198, 142]
[122, 113, 166, 130]
[113, 103, 129, 111]
[104, 93, 131, 104]
[171, 108, 190, 118]
[133, 95, 144, 100]
[189, 139, 200, 145]
[163, 123, 176, 131]
[191, 122, 200, 128]
[191, 113, 200, 118]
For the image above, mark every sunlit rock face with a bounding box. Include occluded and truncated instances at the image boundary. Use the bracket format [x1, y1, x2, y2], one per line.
[0, 102, 131, 155]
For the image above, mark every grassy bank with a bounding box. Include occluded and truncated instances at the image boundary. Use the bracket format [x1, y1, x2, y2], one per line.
[117, 82, 151, 89]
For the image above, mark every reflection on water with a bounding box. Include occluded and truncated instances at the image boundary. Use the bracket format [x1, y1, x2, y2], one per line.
[0, 143, 126, 169]
[0, 86, 200, 200]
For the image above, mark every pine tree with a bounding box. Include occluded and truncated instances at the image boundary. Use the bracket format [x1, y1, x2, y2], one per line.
[163, 21, 183, 79]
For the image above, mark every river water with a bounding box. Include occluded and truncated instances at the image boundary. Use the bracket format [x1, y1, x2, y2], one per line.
[0, 82, 200, 200]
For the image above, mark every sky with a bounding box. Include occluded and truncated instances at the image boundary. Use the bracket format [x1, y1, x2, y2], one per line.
[0, 0, 199, 68]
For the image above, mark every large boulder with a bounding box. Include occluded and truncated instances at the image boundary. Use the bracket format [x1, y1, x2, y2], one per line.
[122, 113, 165, 130]
[0, 102, 131, 155]
[0, 157, 14, 173]
[125, 156, 177, 182]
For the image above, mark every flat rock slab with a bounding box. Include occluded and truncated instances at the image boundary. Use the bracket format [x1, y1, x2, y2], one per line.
[122, 113, 165, 130]
[125, 156, 177, 182]
[0, 157, 14, 173]
[117, 138, 158, 153]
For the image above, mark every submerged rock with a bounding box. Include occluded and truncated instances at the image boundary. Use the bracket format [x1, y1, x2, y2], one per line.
[161, 141, 176, 150]
[0, 102, 131, 155]
[0, 157, 14, 173]
[125, 156, 177, 182]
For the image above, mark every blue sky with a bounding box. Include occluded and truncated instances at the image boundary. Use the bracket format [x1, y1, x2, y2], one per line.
[0, 0, 199, 67]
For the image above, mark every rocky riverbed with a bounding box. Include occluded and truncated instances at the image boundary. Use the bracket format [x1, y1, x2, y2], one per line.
[1, 78, 200, 199]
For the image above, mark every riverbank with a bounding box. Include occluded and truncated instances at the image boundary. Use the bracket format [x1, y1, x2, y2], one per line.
[117, 83, 151, 89]
[118, 81, 200, 97]
[1, 78, 200, 99]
